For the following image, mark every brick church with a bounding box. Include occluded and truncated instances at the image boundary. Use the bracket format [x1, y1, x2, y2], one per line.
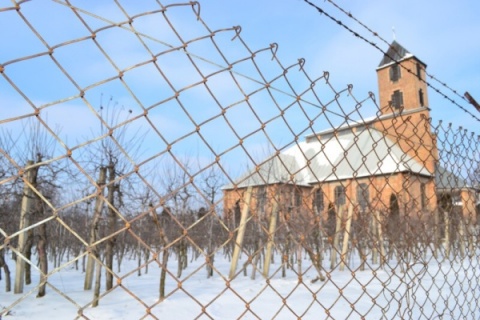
[223, 41, 478, 224]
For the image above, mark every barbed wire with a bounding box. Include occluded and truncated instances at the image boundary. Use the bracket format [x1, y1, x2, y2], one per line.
[322, 0, 472, 107]
[303, 0, 480, 123]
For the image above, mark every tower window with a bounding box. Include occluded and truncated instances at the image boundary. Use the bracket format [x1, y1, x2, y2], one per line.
[416, 62, 422, 80]
[391, 90, 404, 109]
[419, 89, 425, 107]
[390, 64, 401, 82]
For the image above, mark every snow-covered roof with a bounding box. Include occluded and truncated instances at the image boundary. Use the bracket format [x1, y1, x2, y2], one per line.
[435, 165, 477, 191]
[224, 127, 432, 189]
[305, 107, 429, 141]
[377, 40, 426, 69]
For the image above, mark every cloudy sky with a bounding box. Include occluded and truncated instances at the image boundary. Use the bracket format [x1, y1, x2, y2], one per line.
[1, 0, 479, 173]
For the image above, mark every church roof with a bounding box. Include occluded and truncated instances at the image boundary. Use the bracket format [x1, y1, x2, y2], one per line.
[435, 165, 475, 191]
[223, 127, 432, 190]
[378, 41, 422, 68]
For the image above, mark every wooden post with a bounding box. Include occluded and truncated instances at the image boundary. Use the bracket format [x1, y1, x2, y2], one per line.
[376, 211, 386, 267]
[339, 204, 354, 271]
[263, 201, 278, 278]
[468, 222, 475, 257]
[444, 211, 450, 258]
[330, 205, 343, 270]
[14, 160, 36, 294]
[229, 187, 252, 279]
[458, 216, 466, 259]
[433, 210, 439, 259]
[84, 167, 106, 290]
[105, 165, 116, 291]
[371, 212, 378, 265]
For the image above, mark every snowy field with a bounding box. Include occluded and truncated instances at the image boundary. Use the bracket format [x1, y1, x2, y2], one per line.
[1, 250, 479, 319]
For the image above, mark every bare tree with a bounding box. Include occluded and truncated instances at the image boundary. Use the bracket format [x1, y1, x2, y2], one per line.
[83, 98, 145, 292]
[0, 119, 65, 296]
[199, 164, 226, 278]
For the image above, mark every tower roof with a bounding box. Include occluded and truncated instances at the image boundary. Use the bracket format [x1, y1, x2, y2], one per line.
[378, 41, 424, 68]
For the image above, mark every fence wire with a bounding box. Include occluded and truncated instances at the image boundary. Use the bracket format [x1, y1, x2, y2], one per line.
[1, 1, 479, 319]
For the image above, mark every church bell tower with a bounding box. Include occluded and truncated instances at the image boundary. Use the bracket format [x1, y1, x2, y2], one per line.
[376, 41, 429, 115]
[374, 41, 437, 174]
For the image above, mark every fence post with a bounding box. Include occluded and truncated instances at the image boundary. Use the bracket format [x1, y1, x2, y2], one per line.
[14, 160, 36, 294]
[444, 211, 450, 258]
[339, 203, 354, 271]
[85, 167, 107, 291]
[229, 187, 252, 279]
[371, 212, 378, 265]
[375, 210, 386, 267]
[263, 200, 278, 278]
[458, 216, 466, 259]
[330, 205, 344, 270]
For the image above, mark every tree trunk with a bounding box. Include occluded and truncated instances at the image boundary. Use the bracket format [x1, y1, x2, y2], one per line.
[206, 214, 216, 278]
[24, 229, 34, 285]
[144, 248, 150, 274]
[137, 246, 142, 276]
[84, 167, 106, 290]
[150, 206, 170, 300]
[105, 165, 117, 291]
[36, 221, 48, 297]
[0, 249, 11, 292]
[176, 242, 187, 278]
[105, 165, 117, 290]
[92, 256, 102, 307]
[159, 249, 169, 300]
[14, 160, 37, 294]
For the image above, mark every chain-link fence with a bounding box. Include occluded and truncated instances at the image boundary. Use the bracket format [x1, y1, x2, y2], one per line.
[1, 1, 479, 319]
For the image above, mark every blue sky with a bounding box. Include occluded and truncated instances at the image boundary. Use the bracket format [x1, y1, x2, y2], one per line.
[1, 0, 479, 178]
[199, 0, 480, 125]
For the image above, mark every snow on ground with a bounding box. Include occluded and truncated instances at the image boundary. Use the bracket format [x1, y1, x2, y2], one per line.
[1, 251, 479, 319]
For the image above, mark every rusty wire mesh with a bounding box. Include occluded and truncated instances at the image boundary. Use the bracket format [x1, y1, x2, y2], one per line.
[1, 1, 480, 319]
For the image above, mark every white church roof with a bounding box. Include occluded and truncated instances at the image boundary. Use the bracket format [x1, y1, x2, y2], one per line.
[224, 127, 432, 189]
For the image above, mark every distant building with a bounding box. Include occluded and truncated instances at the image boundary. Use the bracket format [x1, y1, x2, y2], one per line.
[223, 41, 479, 225]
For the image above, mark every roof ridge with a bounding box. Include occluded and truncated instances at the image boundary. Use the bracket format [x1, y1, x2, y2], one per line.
[378, 40, 412, 68]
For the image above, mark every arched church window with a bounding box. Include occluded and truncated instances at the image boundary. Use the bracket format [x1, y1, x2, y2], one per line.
[313, 188, 324, 213]
[390, 193, 399, 217]
[335, 185, 346, 207]
[294, 188, 302, 208]
[357, 183, 369, 212]
[256, 186, 267, 213]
